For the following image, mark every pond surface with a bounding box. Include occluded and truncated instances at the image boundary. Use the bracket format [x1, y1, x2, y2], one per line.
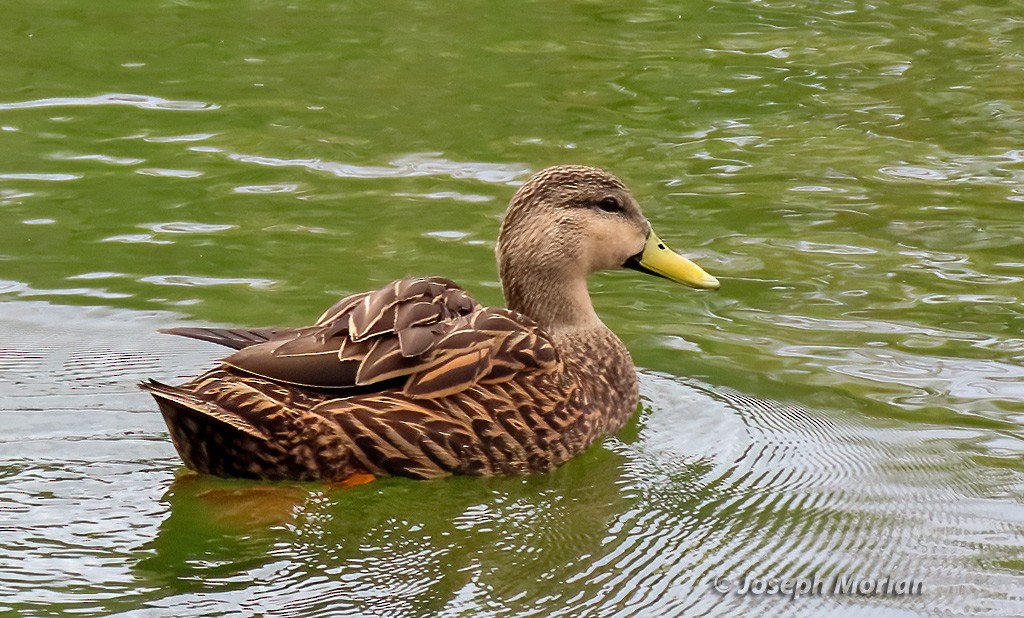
[1, 1, 1022, 616]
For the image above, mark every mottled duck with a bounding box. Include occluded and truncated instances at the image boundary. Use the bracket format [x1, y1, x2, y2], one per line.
[141, 165, 719, 482]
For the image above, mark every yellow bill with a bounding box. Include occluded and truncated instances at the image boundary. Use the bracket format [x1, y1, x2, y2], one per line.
[625, 230, 720, 290]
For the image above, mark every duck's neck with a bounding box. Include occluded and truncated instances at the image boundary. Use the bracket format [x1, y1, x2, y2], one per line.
[502, 263, 639, 437]
[501, 268, 602, 333]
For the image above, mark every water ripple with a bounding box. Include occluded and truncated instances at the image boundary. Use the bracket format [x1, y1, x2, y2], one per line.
[395, 191, 494, 203]
[232, 183, 301, 194]
[135, 168, 204, 179]
[225, 151, 530, 184]
[0, 279, 132, 300]
[0, 93, 219, 112]
[141, 222, 237, 234]
[776, 345, 1024, 407]
[0, 305, 1020, 617]
[100, 234, 173, 245]
[139, 275, 278, 289]
[143, 133, 219, 143]
[50, 153, 145, 166]
[0, 173, 81, 182]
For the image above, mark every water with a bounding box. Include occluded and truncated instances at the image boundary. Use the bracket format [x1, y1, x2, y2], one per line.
[1, 0, 1022, 615]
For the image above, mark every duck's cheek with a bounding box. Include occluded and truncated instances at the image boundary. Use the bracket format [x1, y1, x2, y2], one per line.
[582, 239, 632, 273]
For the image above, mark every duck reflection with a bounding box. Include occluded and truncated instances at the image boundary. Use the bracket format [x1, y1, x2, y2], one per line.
[134, 441, 635, 614]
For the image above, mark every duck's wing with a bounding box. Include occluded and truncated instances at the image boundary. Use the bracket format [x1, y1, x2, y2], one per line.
[219, 276, 560, 398]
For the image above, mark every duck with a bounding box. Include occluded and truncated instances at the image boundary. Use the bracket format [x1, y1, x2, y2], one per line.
[141, 165, 719, 482]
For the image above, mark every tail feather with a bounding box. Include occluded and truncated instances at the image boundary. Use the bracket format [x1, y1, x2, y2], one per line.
[139, 378, 357, 481]
[160, 327, 284, 350]
[139, 379, 266, 440]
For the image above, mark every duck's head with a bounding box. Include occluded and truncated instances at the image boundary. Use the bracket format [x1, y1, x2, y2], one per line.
[497, 165, 718, 329]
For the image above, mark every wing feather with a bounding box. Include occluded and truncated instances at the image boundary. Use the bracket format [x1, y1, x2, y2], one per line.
[355, 337, 415, 385]
[404, 347, 492, 398]
[209, 276, 557, 398]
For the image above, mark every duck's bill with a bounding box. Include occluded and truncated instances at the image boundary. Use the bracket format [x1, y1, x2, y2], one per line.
[624, 231, 720, 290]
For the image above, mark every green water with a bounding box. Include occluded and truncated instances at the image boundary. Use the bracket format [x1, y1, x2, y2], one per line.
[1, 1, 1022, 616]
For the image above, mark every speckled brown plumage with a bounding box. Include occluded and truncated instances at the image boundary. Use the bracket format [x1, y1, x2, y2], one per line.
[141, 165, 716, 482]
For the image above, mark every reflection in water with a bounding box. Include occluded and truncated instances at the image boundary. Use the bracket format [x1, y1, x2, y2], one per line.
[139, 462, 627, 617]
[0, 302, 1020, 615]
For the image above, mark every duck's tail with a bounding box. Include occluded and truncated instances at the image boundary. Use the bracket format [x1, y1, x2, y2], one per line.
[159, 327, 283, 350]
[139, 378, 357, 481]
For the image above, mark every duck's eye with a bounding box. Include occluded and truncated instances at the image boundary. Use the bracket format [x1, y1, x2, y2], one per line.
[597, 196, 622, 213]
